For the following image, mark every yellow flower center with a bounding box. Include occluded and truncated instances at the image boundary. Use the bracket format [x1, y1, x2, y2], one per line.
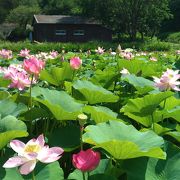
[168, 74, 173, 78]
[24, 144, 41, 153]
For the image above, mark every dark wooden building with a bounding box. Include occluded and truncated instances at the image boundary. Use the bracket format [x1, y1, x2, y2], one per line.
[33, 15, 112, 42]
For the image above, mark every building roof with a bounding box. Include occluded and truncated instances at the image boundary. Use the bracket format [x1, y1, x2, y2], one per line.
[34, 15, 101, 25]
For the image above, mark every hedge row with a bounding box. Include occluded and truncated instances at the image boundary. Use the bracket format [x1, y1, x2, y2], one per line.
[0, 40, 179, 53]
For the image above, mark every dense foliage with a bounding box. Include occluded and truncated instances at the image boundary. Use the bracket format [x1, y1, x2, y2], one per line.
[0, 39, 179, 53]
[0, 0, 179, 40]
[0, 45, 179, 179]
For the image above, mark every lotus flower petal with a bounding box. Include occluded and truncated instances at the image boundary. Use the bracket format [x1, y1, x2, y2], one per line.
[19, 160, 36, 175]
[10, 140, 25, 154]
[3, 157, 28, 168]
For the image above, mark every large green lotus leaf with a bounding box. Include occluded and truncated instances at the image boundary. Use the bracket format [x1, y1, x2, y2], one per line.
[73, 80, 119, 104]
[1, 162, 63, 180]
[122, 113, 152, 127]
[83, 121, 166, 159]
[152, 106, 180, 124]
[0, 115, 28, 149]
[21, 107, 51, 121]
[141, 64, 163, 77]
[152, 123, 171, 135]
[23, 162, 64, 180]
[40, 69, 58, 86]
[49, 124, 80, 152]
[118, 60, 145, 75]
[120, 110, 165, 127]
[0, 76, 11, 87]
[91, 69, 118, 90]
[176, 124, 180, 131]
[40, 62, 73, 86]
[122, 74, 154, 94]
[161, 96, 180, 109]
[121, 91, 174, 126]
[83, 105, 118, 123]
[89, 174, 117, 180]
[123, 142, 180, 180]
[0, 98, 27, 118]
[0, 163, 23, 180]
[159, 96, 180, 123]
[68, 171, 116, 180]
[32, 87, 83, 120]
[164, 106, 180, 123]
[0, 91, 10, 100]
[121, 91, 173, 115]
[64, 52, 76, 59]
[165, 131, 180, 142]
[118, 60, 161, 77]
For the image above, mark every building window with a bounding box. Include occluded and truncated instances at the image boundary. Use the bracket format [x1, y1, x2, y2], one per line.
[73, 30, 85, 36]
[55, 30, 66, 36]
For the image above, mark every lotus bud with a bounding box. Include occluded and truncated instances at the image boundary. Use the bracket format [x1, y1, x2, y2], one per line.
[116, 44, 122, 54]
[78, 114, 88, 127]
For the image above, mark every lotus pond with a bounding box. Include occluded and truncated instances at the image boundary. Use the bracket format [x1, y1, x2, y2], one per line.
[0, 47, 180, 180]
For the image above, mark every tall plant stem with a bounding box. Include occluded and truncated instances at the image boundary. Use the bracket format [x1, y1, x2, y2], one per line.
[32, 171, 35, 180]
[80, 126, 84, 151]
[29, 74, 34, 136]
[161, 99, 167, 121]
[82, 172, 86, 180]
[29, 75, 34, 110]
[72, 70, 76, 81]
[80, 126, 86, 180]
[151, 113, 155, 132]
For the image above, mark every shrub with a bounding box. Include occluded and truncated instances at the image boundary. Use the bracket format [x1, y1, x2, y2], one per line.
[142, 41, 172, 51]
[165, 32, 180, 44]
[0, 39, 179, 53]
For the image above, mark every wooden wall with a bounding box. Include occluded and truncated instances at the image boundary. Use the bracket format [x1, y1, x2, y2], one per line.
[33, 24, 112, 42]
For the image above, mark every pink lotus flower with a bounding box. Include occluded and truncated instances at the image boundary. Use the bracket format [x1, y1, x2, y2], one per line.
[35, 52, 57, 60]
[23, 57, 45, 76]
[95, 47, 105, 54]
[3, 134, 64, 175]
[35, 52, 49, 60]
[136, 53, 141, 56]
[150, 57, 157, 62]
[50, 50, 59, 58]
[0, 49, 13, 59]
[153, 69, 180, 91]
[120, 52, 134, 60]
[176, 50, 180, 55]
[9, 72, 32, 90]
[136, 52, 147, 56]
[2, 64, 33, 90]
[141, 52, 147, 56]
[120, 68, 130, 76]
[111, 52, 116, 56]
[19, 49, 30, 57]
[70, 56, 82, 70]
[72, 149, 100, 172]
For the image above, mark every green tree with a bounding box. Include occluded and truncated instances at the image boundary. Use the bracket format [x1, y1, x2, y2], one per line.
[6, 5, 40, 37]
[162, 0, 180, 32]
[0, 0, 19, 23]
[78, 0, 171, 40]
[39, 0, 80, 15]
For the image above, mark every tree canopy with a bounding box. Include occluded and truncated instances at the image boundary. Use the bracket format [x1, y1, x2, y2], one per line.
[0, 0, 178, 40]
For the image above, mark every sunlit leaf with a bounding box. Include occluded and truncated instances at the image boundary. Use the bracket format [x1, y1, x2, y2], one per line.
[73, 80, 119, 104]
[83, 121, 166, 159]
[32, 87, 83, 120]
[0, 115, 28, 149]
